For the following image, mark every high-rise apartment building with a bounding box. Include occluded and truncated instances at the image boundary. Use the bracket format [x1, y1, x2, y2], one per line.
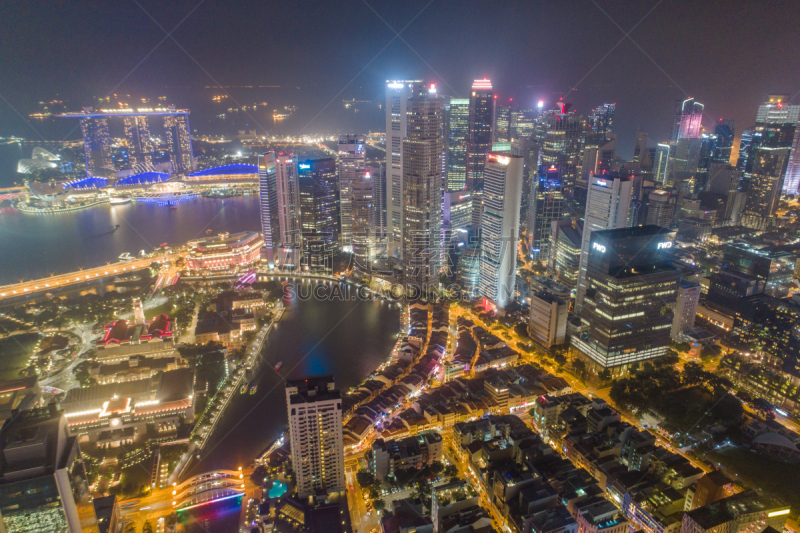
[259, 152, 280, 265]
[338, 134, 366, 251]
[528, 165, 567, 262]
[79, 116, 114, 178]
[446, 98, 470, 192]
[465, 79, 495, 190]
[671, 98, 704, 141]
[572, 225, 680, 370]
[402, 83, 443, 290]
[386, 80, 419, 258]
[575, 174, 632, 312]
[122, 115, 153, 168]
[285, 376, 345, 498]
[478, 153, 523, 309]
[0, 406, 101, 533]
[299, 158, 338, 272]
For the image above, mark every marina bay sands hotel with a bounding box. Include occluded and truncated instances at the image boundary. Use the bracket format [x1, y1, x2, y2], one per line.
[59, 107, 194, 178]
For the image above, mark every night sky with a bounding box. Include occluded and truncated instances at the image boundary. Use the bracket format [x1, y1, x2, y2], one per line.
[2, 0, 799, 157]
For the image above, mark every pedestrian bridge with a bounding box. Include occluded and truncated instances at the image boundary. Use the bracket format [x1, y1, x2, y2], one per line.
[172, 470, 246, 511]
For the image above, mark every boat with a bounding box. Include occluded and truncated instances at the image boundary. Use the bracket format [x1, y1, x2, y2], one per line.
[240, 384, 247, 394]
[274, 362, 283, 372]
[109, 196, 131, 205]
[85, 225, 120, 239]
[250, 384, 258, 395]
[118, 252, 133, 261]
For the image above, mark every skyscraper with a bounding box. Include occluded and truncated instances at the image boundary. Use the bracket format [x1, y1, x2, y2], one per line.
[79, 116, 113, 178]
[741, 122, 795, 229]
[258, 152, 280, 265]
[446, 98, 470, 192]
[653, 143, 672, 183]
[712, 119, 735, 165]
[528, 164, 567, 261]
[163, 113, 194, 173]
[352, 170, 375, 270]
[588, 103, 615, 136]
[479, 153, 523, 309]
[337, 134, 366, 251]
[671, 97, 704, 141]
[122, 115, 153, 168]
[494, 103, 511, 142]
[285, 376, 345, 498]
[386, 80, 419, 259]
[575, 173, 632, 312]
[465, 79, 495, 190]
[0, 406, 101, 533]
[548, 218, 583, 289]
[275, 153, 302, 250]
[299, 158, 338, 272]
[537, 101, 584, 201]
[752, 95, 800, 195]
[402, 83, 443, 291]
[367, 161, 387, 241]
[571, 226, 680, 371]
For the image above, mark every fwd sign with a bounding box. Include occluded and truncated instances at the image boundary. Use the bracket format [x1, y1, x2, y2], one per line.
[657, 242, 673, 250]
[592, 242, 606, 253]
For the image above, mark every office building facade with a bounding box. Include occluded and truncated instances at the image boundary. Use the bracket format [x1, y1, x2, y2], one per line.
[386, 80, 419, 258]
[446, 98, 470, 192]
[275, 153, 302, 250]
[0, 406, 101, 533]
[548, 218, 583, 289]
[479, 153, 523, 309]
[285, 376, 345, 498]
[672, 280, 701, 340]
[402, 83, 444, 290]
[465, 79, 495, 190]
[529, 290, 568, 348]
[299, 158, 338, 272]
[259, 152, 280, 265]
[572, 226, 680, 370]
[741, 122, 795, 229]
[338, 134, 367, 251]
[575, 174, 632, 312]
[529, 164, 568, 261]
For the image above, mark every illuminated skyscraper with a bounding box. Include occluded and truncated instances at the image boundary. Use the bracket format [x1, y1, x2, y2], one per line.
[712, 119, 735, 165]
[528, 164, 567, 262]
[367, 162, 387, 241]
[122, 115, 153, 168]
[337, 134, 366, 251]
[537, 101, 584, 201]
[671, 97, 704, 141]
[479, 153, 523, 309]
[465, 79, 495, 190]
[571, 226, 679, 371]
[299, 158, 338, 271]
[575, 173, 632, 312]
[163, 113, 194, 173]
[495, 103, 511, 142]
[741, 122, 795, 229]
[402, 83, 443, 290]
[286, 376, 345, 498]
[446, 98, 470, 191]
[751, 95, 800, 195]
[258, 152, 280, 265]
[79, 116, 114, 178]
[275, 153, 302, 249]
[352, 169, 375, 270]
[653, 143, 673, 183]
[588, 103, 615, 136]
[386, 80, 419, 259]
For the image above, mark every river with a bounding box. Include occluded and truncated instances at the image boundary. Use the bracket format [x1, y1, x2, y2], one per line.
[0, 195, 261, 285]
[188, 280, 400, 474]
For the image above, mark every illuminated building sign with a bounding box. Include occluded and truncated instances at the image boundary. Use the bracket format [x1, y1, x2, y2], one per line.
[592, 243, 606, 253]
[768, 510, 789, 518]
[299, 164, 311, 169]
[657, 242, 673, 250]
[488, 154, 510, 165]
[595, 179, 609, 187]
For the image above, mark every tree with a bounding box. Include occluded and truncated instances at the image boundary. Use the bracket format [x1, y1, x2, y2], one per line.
[429, 461, 444, 476]
[683, 361, 706, 387]
[572, 360, 586, 374]
[444, 464, 458, 479]
[251, 465, 268, 486]
[143, 520, 154, 533]
[356, 470, 377, 489]
[553, 353, 566, 366]
[373, 498, 386, 512]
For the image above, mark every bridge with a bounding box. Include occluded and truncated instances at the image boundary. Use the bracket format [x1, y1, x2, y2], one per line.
[0, 258, 155, 301]
[171, 470, 246, 512]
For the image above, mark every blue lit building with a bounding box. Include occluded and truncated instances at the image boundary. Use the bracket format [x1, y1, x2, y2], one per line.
[186, 164, 258, 182]
[528, 165, 567, 262]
